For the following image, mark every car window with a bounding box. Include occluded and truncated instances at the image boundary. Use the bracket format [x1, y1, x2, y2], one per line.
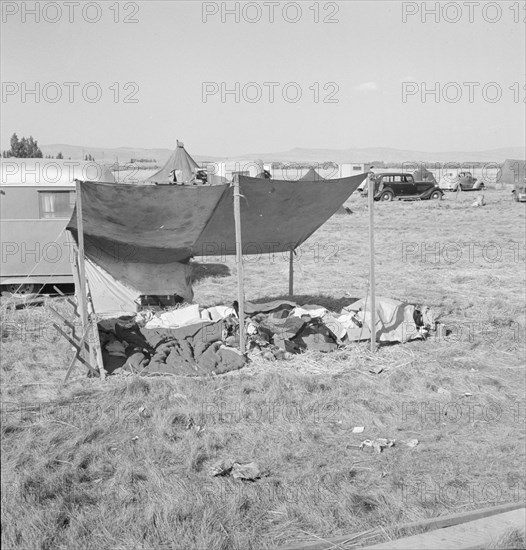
[393, 176, 402, 183]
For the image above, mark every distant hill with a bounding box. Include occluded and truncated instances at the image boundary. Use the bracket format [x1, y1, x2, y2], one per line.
[38, 143, 524, 164]
[236, 146, 526, 163]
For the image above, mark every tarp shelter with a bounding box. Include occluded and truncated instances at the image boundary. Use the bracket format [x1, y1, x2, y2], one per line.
[300, 168, 324, 181]
[67, 173, 366, 317]
[500, 159, 526, 185]
[146, 141, 200, 184]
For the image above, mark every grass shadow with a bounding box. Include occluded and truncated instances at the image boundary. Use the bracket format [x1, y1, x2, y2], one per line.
[191, 262, 231, 283]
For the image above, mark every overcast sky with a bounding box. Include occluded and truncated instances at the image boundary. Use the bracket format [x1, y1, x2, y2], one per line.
[1, 1, 524, 156]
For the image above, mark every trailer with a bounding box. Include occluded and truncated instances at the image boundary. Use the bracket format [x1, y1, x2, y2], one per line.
[0, 159, 115, 295]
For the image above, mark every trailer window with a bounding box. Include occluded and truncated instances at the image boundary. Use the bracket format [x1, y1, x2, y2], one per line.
[39, 191, 76, 219]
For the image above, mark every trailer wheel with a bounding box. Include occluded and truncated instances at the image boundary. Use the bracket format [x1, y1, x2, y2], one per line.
[3, 283, 37, 296]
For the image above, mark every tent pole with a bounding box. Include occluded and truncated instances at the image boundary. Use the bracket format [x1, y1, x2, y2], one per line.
[74, 180, 93, 369]
[233, 176, 246, 353]
[288, 250, 294, 297]
[368, 171, 376, 352]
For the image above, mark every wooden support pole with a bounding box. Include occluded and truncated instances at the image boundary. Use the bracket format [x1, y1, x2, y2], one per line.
[368, 171, 376, 353]
[52, 322, 89, 356]
[47, 305, 79, 341]
[62, 325, 100, 382]
[288, 250, 294, 297]
[232, 176, 246, 353]
[74, 180, 100, 375]
[75, 181, 89, 339]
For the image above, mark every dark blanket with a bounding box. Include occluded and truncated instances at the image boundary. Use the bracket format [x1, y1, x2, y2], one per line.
[101, 319, 246, 376]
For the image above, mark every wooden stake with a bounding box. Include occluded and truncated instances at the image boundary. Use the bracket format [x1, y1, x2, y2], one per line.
[288, 249, 294, 297]
[86, 282, 106, 380]
[368, 171, 376, 352]
[62, 325, 99, 383]
[232, 176, 245, 353]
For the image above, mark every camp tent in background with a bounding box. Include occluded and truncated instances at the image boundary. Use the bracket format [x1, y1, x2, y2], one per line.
[254, 170, 271, 179]
[67, 173, 366, 317]
[299, 167, 324, 181]
[146, 140, 200, 184]
[413, 166, 437, 184]
[500, 159, 526, 186]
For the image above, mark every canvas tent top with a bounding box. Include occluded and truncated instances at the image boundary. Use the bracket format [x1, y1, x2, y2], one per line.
[146, 141, 200, 184]
[1, 159, 115, 186]
[67, 173, 366, 317]
[299, 168, 324, 181]
[413, 166, 436, 184]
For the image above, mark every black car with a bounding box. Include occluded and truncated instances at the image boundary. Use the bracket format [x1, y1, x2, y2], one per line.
[362, 173, 444, 201]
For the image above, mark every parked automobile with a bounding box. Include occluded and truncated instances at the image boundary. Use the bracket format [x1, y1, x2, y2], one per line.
[439, 171, 485, 192]
[511, 181, 526, 202]
[361, 173, 443, 201]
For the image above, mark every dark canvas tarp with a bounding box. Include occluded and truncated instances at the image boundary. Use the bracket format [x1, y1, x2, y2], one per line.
[146, 141, 200, 184]
[67, 173, 365, 316]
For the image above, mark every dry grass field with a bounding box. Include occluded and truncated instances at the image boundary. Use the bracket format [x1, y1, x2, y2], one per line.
[1, 188, 525, 549]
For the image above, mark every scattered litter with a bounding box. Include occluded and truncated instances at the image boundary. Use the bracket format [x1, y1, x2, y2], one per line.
[472, 195, 486, 207]
[352, 426, 365, 434]
[231, 462, 265, 480]
[360, 438, 395, 453]
[209, 459, 267, 480]
[131, 436, 139, 442]
[463, 392, 473, 397]
[138, 406, 150, 418]
[369, 366, 384, 375]
[405, 438, 419, 448]
[209, 459, 234, 477]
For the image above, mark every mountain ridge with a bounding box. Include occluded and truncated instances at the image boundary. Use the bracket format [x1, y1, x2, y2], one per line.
[34, 143, 525, 164]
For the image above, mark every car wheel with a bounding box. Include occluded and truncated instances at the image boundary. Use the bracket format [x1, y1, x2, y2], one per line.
[430, 190, 442, 200]
[380, 191, 393, 201]
[3, 283, 37, 296]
